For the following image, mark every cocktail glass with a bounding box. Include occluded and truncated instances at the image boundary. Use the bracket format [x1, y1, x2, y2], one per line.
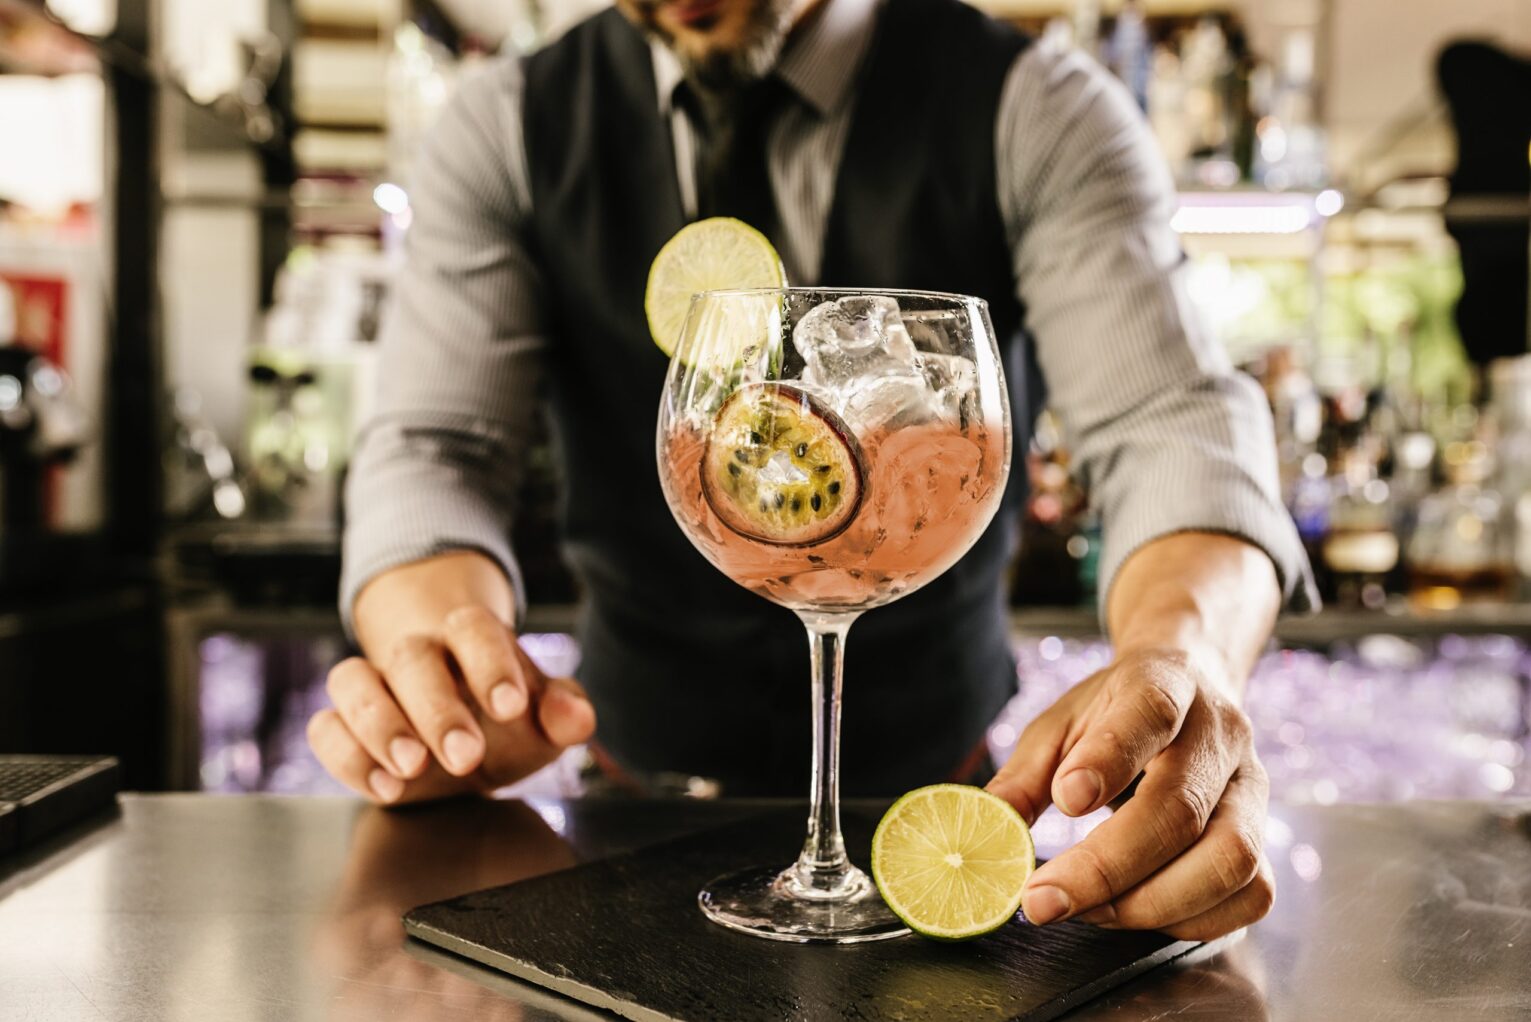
[656, 288, 1012, 943]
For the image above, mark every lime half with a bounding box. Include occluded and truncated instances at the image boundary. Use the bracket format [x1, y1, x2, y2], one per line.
[871, 784, 1036, 941]
[645, 217, 786, 362]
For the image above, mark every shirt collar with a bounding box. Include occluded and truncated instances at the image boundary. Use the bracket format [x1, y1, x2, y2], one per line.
[653, 0, 879, 118]
[653, 40, 687, 115]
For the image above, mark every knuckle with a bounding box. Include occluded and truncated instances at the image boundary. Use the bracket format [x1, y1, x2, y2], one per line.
[445, 604, 502, 640]
[1070, 842, 1126, 899]
[1155, 784, 1213, 849]
[458, 639, 512, 684]
[1135, 679, 1184, 735]
[384, 633, 444, 672]
[1118, 887, 1173, 929]
[1090, 728, 1131, 766]
[306, 709, 336, 744]
[1096, 725, 1132, 758]
[325, 657, 369, 699]
[307, 712, 360, 773]
[1211, 828, 1263, 892]
[1219, 705, 1255, 745]
[350, 693, 394, 732]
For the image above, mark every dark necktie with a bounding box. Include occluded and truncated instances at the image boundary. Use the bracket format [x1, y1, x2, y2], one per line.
[680, 76, 789, 245]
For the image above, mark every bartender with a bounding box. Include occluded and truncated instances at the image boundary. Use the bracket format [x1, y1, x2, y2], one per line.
[309, 0, 1315, 940]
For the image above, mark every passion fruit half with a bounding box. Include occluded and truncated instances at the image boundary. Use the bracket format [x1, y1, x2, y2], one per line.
[702, 384, 864, 547]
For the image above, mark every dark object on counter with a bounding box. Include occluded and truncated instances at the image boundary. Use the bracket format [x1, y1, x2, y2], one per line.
[406, 806, 1219, 1022]
[1438, 41, 1531, 365]
[0, 754, 119, 855]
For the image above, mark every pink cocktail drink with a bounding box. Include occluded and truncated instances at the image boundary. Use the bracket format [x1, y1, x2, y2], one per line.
[661, 413, 1006, 612]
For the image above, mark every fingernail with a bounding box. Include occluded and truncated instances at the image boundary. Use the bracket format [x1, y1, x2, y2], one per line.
[389, 736, 427, 776]
[1025, 885, 1072, 925]
[490, 681, 525, 720]
[1057, 768, 1103, 816]
[442, 728, 483, 774]
[369, 769, 404, 803]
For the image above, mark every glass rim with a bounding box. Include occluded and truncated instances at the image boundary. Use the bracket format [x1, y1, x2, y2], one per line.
[690, 286, 989, 309]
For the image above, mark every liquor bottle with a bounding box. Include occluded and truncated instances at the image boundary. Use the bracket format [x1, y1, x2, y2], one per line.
[1322, 447, 1399, 609]
[1262, 346, 1324, 503]
[1223, 26, 1259, 181]
[1181, 16, 1233, 186]
[1255, 29, 1327, 190]
[1387, 429, 1436, 593]
[1288, 450, 1333, 600]
[1406, 439, 1515, 609]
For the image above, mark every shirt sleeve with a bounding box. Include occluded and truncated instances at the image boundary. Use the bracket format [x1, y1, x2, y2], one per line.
[340, 56, 547, 635]
[996, 44, 1318, 617]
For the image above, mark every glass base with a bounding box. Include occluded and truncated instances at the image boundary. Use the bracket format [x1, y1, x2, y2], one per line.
[698, 865, 911, 944]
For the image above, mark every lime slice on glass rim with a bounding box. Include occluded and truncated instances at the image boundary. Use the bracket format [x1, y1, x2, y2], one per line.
[645, 217, 787, 369]
[871, 784, 1037, 941]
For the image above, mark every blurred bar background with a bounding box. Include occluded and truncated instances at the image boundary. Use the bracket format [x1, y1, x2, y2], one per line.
[0, 0, 1528, 805]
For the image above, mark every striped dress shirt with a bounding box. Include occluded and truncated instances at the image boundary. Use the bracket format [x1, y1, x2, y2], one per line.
[340, 0, 1317, 633]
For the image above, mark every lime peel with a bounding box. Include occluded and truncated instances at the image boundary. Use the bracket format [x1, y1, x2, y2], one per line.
[645, 217, 786, 364]
[871, 783, 1036, 941]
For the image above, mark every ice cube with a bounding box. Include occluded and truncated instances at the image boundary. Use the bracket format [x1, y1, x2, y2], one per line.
[840, 372, 939, 433]
[833, 352, 980, 434]
[917, 351, 976, 395]
[902, 309, 966, 356]
[794, 295, 920, 392]
[795, 295, 929, 432]
[917, 352, 979, 428]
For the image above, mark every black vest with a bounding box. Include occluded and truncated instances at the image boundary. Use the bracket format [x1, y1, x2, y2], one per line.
[522, 0, 1033, 795]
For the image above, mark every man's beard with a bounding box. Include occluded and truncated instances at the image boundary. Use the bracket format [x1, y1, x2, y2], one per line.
[632, 0, 798, 91]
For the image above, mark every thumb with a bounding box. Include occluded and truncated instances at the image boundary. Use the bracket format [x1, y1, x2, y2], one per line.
[986, 705, 1071, 826]
[537, 676, 597, 748]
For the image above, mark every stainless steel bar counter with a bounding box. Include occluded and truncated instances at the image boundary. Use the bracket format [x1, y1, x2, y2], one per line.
[2, 795, 1529, 1021]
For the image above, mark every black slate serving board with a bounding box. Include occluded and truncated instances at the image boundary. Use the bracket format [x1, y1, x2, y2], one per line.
[405, 807, 1217, 1022]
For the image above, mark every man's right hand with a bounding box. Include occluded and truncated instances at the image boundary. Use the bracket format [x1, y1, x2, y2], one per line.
[308, 552, 597, 805]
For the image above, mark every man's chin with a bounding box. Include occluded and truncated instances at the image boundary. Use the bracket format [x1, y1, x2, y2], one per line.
[675, 39, 740, 77]
[657, 19, 751, 68]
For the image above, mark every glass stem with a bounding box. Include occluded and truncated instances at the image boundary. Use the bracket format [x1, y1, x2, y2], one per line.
[787, 612, 864, 900]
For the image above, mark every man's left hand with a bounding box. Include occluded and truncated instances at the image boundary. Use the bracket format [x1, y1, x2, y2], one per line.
[987, 646, 1275, 940]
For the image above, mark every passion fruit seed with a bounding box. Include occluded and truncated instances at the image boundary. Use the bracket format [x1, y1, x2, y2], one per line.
[702, 384, 865, 547]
